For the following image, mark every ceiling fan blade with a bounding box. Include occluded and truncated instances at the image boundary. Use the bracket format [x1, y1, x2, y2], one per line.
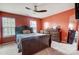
[25, 7, 31, 10]
[25, 5, 47, 13]
[34, 10, 47, 12]
[34, 5, 47, 12]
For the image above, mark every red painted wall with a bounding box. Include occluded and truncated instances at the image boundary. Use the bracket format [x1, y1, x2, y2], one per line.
[0, 11, 41, 43]
[1, 11, 31, 26]
[41, 9, 78, 43]
[0, 11, 41, 31]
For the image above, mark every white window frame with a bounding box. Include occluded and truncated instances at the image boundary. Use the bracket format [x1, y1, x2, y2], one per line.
[2, 17, 15, 37]
[30, 20, 37, 33]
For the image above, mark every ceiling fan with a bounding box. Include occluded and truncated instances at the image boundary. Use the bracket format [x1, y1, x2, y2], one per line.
[25, 5, 47, 12]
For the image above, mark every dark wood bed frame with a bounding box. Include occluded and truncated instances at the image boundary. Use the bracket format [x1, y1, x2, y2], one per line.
[21, 35, 50, 55]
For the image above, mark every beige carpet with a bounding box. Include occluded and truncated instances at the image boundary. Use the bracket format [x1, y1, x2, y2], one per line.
[0, 42, 21, 55]
[34, 48, 64, 55]
[0, 42, 79, 55]
[0, 42, 64, 55]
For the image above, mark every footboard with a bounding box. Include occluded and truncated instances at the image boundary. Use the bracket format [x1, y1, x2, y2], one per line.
[21, 34, 50, 55]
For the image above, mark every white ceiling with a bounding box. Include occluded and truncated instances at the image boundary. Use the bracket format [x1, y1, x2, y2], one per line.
[0, 3, 74, 18]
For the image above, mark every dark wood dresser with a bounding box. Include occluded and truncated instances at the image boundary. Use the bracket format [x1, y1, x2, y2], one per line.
[67, 30, 75, 44]
[49, 29, 61, 42]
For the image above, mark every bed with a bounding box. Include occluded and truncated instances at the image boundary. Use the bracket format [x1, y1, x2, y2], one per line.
[15, 26, 50, 54]
[16, 33, 50, 55]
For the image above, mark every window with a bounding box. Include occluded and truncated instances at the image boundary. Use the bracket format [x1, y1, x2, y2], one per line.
[30, 20, 37, 33]
[44, 22, 49, 29]
[2, 17, 15, 37]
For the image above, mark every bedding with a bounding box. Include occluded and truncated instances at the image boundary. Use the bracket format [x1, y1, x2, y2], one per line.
[22, 30, 31, 34]
[16, 33, 48, 52]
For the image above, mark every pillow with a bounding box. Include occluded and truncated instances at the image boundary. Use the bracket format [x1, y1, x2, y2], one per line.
[23, 30, 31, 34]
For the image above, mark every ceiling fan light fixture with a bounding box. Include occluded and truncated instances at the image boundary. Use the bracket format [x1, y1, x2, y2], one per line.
[25, 5, 47, 12]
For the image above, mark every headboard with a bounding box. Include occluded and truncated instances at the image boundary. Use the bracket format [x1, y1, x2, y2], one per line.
[15, 25, 33, 35]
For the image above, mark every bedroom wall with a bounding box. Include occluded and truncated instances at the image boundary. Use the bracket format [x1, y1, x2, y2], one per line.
[41, 9, 78, 43]
[77, 23, 79, 50]
[0, 11, 41, 43]
[0, 16, 2, 44]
